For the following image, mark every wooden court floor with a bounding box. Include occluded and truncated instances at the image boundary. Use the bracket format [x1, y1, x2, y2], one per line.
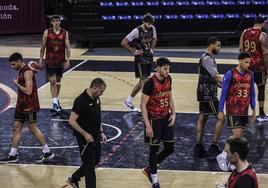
[1, 43, 268, 187]
[0, 164, 268, 188]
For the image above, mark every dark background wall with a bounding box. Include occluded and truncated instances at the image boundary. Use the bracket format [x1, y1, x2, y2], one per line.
[1, 0, 268, 46]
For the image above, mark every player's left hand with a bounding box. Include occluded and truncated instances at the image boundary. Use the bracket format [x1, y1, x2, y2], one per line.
[13, 77, 18, 85]
[251, 110, 256, 122]
[101, 132, 107, 144]
[168, 114, 176, 127]
[63, 60, 70, 70]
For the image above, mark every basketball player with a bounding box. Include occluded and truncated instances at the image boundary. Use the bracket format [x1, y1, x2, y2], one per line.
[121, 13, 157, 111]
[39, 15, 71, 113]
[193, 37, 224, 159]
[216, 52, 256, 172]
[239, 16, 268, 120]
[141, 57, 175, 188]
[226, 138, 258, 188]
[0, 53, 54, 163]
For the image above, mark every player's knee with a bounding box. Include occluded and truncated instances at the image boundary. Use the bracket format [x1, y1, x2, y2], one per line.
[257, 85, 265, 101]
[13, 126, 22, 134]
[150, 145, 160, 153]
[49, 79, 57, 86]
[164, 143, 174, 154]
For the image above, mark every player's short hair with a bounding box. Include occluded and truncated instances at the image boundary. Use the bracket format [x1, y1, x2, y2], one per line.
[51, 15, 61, 21]
[90, 78, 106, 88]
[229, 137, 249, 161]
[238, 52, 251, 60]
[263, 18, 268, 33]
[254, 16, 264, 24]
[207, 37, 220, 46]
[9, 52, 23, 62]
[143, 13, 154, 24]
[156, 57, 171, 67]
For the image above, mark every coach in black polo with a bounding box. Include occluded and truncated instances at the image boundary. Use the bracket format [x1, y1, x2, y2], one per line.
[67, 78, 107, 188]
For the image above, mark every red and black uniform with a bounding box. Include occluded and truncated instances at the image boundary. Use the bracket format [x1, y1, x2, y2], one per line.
[242, 28, 264, 72]
[143, 75, 173, 145]
[15, 65, 39, 123]
[45, 28, 66, 68]
[242, 28, 266, 87]
[227, 165, 258, 188]
[226, 68, 252, 115]
[45, 28, 66, 78]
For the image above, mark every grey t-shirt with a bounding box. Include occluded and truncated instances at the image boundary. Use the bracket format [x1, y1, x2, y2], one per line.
[201, 53, 219, 78]
[126, 25, 157, 42]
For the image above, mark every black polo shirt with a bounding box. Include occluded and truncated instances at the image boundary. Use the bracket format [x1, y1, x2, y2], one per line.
[72, 89, 101, 141]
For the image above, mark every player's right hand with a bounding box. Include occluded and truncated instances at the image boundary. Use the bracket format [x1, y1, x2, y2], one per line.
[146, 125, 153, 138]
[133, 49, 143, 55]
[38, 60, 44, 70]
[217, 112, 224, 120]
[84, 132, 94, 143]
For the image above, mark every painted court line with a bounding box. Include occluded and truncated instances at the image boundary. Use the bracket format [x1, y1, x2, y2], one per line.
[18, 122, 122, 149]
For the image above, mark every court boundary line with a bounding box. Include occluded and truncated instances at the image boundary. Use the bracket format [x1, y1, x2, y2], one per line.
[17, 122, 122, 149]
[1, 164, 268, 176]
[0, 86, 11, 113]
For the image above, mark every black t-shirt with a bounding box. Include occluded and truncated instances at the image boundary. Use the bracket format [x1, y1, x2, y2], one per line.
[72, 89, 101, 141]
[143, 75, 172, 96]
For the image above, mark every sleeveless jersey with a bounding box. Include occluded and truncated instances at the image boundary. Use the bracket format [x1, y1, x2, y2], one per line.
[16, 65, 40, 113]
[227, 166, 258, 188]
[134, 26, 154, 64]
[242, 28, 264, 72]
[197, 53, 218, 101]
[226, 68, 252, 115]
[147, 75, 171, 120]
[45, 28, 66, 68]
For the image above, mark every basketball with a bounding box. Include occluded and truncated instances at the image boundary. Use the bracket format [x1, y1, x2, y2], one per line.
[28, 61, 40, 73]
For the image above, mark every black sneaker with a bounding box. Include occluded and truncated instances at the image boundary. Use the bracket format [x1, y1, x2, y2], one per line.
[36, 151, 55, 162]
[0, 154, 18, 163]
[142, 166, 152, 183]
[50, 103, 61, 113]
[66, 176, 79, 188]
[206, 144, 221, 160]
[193, 143, 207, 157]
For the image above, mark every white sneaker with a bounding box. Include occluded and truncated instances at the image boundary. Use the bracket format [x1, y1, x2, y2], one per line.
[257, 116, 268, 122]
[123, 101, 139, 111]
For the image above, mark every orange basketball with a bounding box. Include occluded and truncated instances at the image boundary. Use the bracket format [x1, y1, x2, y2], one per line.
[28, 61, 40, 73]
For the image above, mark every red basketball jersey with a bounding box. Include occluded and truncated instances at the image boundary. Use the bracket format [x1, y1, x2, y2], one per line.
[242, 28, 264, 71]
[226, 68, 252, 115]
[147, 75, 171, 119]
[16, 65, 40, 113]
[45, 28, 66, 68]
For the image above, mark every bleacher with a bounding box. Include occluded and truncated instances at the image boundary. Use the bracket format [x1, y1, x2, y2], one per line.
[65, 0, 268, 46]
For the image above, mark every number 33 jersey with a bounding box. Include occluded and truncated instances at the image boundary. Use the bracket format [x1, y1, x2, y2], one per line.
[226, 68, 252, 115]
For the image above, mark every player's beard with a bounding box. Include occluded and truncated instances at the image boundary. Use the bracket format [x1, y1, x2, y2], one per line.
[212, 49, 218, 55]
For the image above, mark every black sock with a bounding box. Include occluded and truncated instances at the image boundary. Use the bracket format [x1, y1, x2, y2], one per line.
[260, 107, 264, 115]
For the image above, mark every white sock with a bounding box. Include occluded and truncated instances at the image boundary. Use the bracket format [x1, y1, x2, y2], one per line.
[150, 174, 158, 184]
[126, 96, 133, 103]
[42, 144, 50, 153]
[53, 98, 58, 105]
[9, 147, 18, 156]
